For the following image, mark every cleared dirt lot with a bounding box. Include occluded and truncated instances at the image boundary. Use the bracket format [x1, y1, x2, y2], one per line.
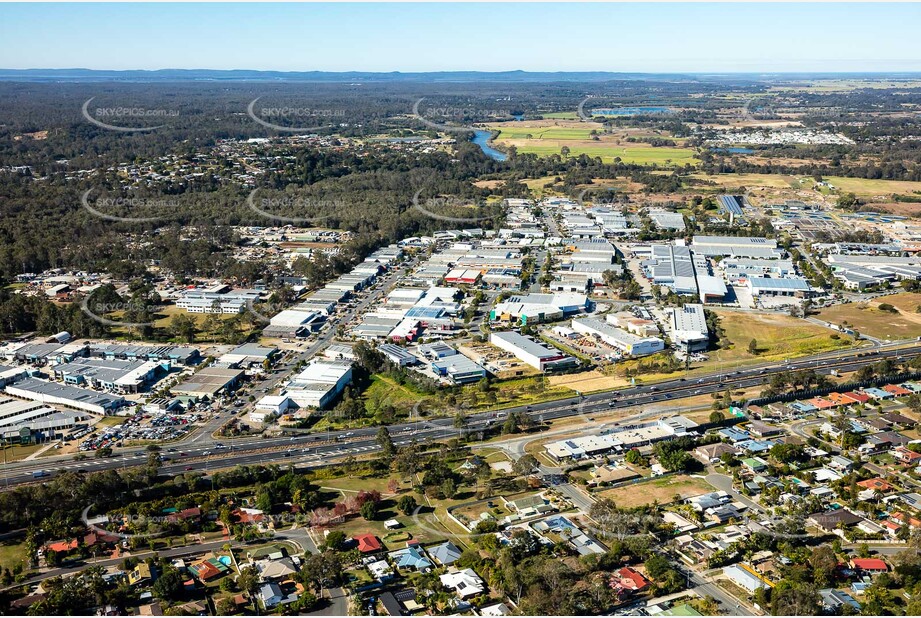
[595, 474, 715, 508]
[818, 293, 921, 340]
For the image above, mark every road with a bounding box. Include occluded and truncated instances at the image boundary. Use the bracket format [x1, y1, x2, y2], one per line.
[6, 342, 921, 486]
[705, 472, 765, 514]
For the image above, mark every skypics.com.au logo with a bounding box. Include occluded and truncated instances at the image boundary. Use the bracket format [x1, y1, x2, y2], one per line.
[81, 189, 180, 224]
[246, 97, 344, 133]
[411, 190, 500, 225]
[82, 98, 179, 132]
[411, 97, 518, 134]
[245, 189, 341, 225]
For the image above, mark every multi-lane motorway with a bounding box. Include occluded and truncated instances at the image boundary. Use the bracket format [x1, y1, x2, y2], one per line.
[3, 341, 919, 487]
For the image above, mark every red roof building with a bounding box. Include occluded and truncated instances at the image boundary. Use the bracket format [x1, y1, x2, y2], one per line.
[354, 534, 383, 553]
[844, 391, 870, 404]
[167, 507, 202, 523]
[45, 539, 78, 553]
[893, 446, 921, 465]
[857, 478, 894, 493]
[809, 397, 837, 410]
[611, 567, 650, 593]
[883, 384, 912, 397]
[850, 558, 889, 573]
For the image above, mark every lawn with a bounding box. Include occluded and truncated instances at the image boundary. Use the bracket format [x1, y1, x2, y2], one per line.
[485, 120, 698, 166]
[501, 142, 698, 165]
[595, 474, 714, 508]
[818, 294, 921, 340]
[541, 111, 581, 120]
[0, 539, 29, 570]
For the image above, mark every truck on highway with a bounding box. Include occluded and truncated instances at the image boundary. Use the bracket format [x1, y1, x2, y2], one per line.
[32, 470, 49, 479]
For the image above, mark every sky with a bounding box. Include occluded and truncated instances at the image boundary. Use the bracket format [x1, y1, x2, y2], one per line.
[2, 3, 921, 73]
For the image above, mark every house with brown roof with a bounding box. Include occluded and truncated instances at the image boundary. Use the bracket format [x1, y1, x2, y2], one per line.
[695, 442, 741, 463]
[166, 507, 201, 523]
[808, 509, 864, 533]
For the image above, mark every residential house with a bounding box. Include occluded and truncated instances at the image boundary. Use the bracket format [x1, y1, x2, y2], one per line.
[129, 563, 154, 586]
[439, 567, 485, 600]
[849, 558, 889, 574]
[428, 541, 463, 566]
[388, 545, 432, 572]
[820, 588, 861, 613]
[354, 534, 383, 554]
[611, 566, 650, 596]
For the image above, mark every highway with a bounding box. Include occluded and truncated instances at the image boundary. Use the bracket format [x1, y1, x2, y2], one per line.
[4, 342, 920, 487]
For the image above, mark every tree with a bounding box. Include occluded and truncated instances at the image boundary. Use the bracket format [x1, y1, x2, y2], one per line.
[748, 339, 759, 355]
[512, 454, 539, 476]
[324, 530, 346, 551]
[376, 427, 395, 460]
[810, 545, 838, 588]
[237, 564, 261, 601]
[709, 410, 725, 424]
[360, 500, 379, 521]
[152, 567, 185, 602]
[397, 495, 418, 515]
[168, 312, 197, 343]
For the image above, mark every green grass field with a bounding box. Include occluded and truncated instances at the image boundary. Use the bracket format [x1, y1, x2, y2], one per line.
[540, 112, 581, 120]
[505, 142, 697, 165]
[491, 125, 600, 140]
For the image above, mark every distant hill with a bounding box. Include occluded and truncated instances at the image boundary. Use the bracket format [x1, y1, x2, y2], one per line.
[2, 68, 920, 83]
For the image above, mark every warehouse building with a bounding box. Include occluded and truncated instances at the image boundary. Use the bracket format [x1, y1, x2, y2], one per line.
[545, 416, 698, 460]
[571, 318, 664, 357]
[171, 367, 244, 400]
[262, 309, 325, 338]
[217, 344, 278, 367]
[378, 344, 418, 367]
[51, 358, 162, 394]
[692, 236, 784, 260]
[489, 332, 578, 372]
[491, 293, 592, 325]
[667, 304, 710, 352]
[5, 378, 125, 415]
[0, 396, 89, 443]
[746, 277, 813, 298]
[286, 360, 353, 409]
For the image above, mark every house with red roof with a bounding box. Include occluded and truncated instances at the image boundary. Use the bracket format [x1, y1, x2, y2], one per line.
[893, 446, 921, 465]
[883, 384, 912, 397]
[827, 393, 853, 407]
[167, 507, 201, 523]
[881, 519, 903, 538]
[892, 512, 921, 529]
[843, 391, 870, 404]
[611, 567, 649, 595]
[354, 534, 383, 554]
[810, 397, 837, 410]
[44, 538, 78, 553]
[850, 558, 889, 573]
[233, 508, 265, 525]
[857, 478, 894, 493]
